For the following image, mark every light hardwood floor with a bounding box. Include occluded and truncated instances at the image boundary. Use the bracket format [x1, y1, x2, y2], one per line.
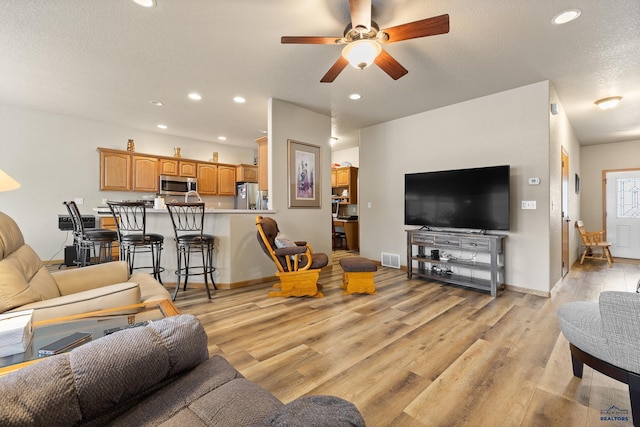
[172, 252, 640, 427]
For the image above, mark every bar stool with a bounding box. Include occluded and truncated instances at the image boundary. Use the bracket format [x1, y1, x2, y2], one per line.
[166, 202, 216, 300]
[107, 201, 164, 283]
[63, 201, 117, 267]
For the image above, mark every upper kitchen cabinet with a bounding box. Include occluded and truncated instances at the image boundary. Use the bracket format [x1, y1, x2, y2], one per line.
[218, 164, 237, 196]
[197, 163, 218, 195]
[197, 163, 236, 195]
[132, 155, 158, 192]
[236, 164, 258, 183]
[99, 148, 131, 191]
[331, 166, 358, 204]
[256, 136, 268, 191]
[160, 159, 197, 177]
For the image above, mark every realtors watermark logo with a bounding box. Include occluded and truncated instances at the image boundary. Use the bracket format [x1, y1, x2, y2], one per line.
[600, 405, 630, 422]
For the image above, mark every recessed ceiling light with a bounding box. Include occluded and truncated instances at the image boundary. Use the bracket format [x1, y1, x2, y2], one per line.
[218, 136, 227, 141]
[349, 93, 362, 100]
[132, 0, 156, 7]
[595, 96, 622, 110]
[188, 93, 202, 101]
[149, 100, 163, 107]
[157, 124, 167, 129]
[552, 9, 581, 25]
[233, 96, 246, 103]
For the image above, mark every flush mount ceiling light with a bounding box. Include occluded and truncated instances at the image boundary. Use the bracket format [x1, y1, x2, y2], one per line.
[348, 93, 362, 100]
[595, 96, 622, 110]
[552, 9, 582, 25]
[188, 93, 202, 101]
[341, 39, 382, 70]
[132, 0, 156, 7]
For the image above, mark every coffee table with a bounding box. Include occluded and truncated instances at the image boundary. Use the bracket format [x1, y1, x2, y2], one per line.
[0, 299, 179, 376]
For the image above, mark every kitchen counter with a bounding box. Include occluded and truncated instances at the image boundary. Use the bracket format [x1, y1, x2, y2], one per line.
[95, 207, 277, 290]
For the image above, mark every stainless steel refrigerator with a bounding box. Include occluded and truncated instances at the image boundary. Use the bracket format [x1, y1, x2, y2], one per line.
[235, 183, 259, 209]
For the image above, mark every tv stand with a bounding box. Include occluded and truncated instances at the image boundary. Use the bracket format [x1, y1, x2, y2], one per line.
[406, 229, 506, 296]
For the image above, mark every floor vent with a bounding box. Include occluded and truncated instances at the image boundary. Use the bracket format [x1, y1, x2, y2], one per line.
[381, 252, 401, 269]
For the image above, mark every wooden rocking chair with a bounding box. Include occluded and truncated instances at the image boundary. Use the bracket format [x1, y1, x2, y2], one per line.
[256, 215, 328, 297]
[576, 220, 613, 267]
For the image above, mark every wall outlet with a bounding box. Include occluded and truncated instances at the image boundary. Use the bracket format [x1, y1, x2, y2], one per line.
[74, 197, 84, 205]
[521, 201, 536, 209]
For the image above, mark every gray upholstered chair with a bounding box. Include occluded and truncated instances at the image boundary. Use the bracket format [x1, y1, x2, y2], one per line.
[558, 291, 640, 426]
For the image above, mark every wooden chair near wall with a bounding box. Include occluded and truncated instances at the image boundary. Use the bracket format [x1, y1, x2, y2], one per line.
[576, 220, 613, 267]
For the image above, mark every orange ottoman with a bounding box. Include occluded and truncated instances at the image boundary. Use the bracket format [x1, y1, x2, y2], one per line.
[339, 257, 377, 295]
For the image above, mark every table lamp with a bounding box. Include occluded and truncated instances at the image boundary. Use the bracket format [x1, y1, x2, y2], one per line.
[0, 169, 21, 192]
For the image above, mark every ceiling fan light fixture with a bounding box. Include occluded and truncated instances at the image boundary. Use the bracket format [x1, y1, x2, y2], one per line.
[595, 96, 622, 110]
[342, 39, 382, 70]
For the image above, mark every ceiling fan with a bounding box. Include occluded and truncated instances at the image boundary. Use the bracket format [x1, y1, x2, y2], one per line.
[281, 0, 449, 83]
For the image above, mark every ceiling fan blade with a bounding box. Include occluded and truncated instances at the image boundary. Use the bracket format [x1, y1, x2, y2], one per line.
[374, 49, 408, 80]
[281, 36, 340, 45]
[382, 14, 450, 43]
[321, 56, 349, 83]
[349, 0, 372, 31]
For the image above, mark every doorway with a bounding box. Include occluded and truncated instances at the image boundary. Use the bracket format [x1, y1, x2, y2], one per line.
[604, 169, 640, 259]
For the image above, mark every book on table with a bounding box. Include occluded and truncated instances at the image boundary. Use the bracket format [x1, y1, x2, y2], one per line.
[0, 309, 34, 357]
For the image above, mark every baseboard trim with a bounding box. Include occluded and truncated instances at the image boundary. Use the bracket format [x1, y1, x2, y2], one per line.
[505, 284, 550, 298]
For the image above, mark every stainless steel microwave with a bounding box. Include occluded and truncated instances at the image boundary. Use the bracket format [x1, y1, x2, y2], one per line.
[159, 175, 198, 196]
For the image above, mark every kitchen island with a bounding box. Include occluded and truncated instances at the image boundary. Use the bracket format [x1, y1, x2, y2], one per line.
[98, 208, 277, 290]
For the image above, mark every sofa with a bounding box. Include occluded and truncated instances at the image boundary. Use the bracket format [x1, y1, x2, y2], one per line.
[0, 314, 366, 426]
[0, 211, 170, 322]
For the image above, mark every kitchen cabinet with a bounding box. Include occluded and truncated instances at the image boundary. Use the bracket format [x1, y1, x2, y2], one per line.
[197, 163, 236, 195]
[197, 163, 218, 195]
[236, 164, 258, 183]
[99, 216, 119, 260]
[218, 164, 237, 195]
[99, 148, 131, 191]
[331, 166, 358, 204]
[256, 136, 268, 191]
[160, 159, 197, 177]
[132, 155, 158, 192]
[99, 148, 157, 192]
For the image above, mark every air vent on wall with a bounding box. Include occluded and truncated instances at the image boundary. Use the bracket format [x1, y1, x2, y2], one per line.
[381, 252, 400, 269]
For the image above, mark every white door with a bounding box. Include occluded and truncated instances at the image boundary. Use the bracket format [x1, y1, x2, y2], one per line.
[605, 170, 640, 259]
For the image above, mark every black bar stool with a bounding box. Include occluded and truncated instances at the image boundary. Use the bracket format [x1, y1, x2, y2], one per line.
[166, 202, 216, 300]
[63, 201, 117, 266]
[107, 201, 164, 283]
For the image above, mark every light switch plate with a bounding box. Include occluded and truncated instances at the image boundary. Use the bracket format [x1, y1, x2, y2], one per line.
[521, 201, 536, 209]
[528, 178, 540, 185]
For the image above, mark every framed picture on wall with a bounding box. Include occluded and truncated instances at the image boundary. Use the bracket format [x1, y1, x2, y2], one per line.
[288, 139, 321, 208]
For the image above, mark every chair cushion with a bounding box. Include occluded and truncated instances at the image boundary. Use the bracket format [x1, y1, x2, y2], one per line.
[340, 257, 377, 272]
[557, 301, 609, 362]
[257, 395, 365, 427]
[0, 212, 25, 261]
[274, 233, 296, 248]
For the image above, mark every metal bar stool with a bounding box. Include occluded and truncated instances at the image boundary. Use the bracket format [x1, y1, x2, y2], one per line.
[63, 201, 117, 267]
[107, 201, 164, 283]
[166, 202, 216, 300]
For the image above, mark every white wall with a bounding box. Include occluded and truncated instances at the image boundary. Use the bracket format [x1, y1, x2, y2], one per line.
[0, 103, 255, 260]
[332, 146, 360, 167]
[549, 87, 582, 283]
[359, 81, 553, 294]
[581, 139, 640, 229]
[268, 99, 332, 256]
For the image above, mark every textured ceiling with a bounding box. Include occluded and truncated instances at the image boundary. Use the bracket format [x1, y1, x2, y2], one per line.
[1, 0, 638, 151]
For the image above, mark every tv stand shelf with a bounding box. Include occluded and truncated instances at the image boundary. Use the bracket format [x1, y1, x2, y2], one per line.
[406, 229, 506, 296]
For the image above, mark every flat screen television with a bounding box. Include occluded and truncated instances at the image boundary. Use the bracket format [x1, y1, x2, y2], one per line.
[404, 165, 510, 231]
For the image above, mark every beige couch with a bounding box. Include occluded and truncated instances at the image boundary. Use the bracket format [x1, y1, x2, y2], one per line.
[0, 211, 170, 322]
